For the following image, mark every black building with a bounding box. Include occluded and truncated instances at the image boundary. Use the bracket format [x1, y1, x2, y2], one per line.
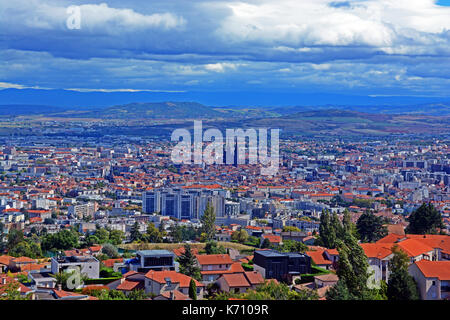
[253, 249, 311, 283]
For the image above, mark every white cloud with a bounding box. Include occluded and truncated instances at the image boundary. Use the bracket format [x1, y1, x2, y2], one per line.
[217, 0, 450, 55]
[1, 1, 185, 33]
[204, 62, 241, 72]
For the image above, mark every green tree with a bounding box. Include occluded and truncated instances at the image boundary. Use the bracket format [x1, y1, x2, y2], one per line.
[231, 229, 249, 243]
[278, 240, 307, 253]
[41, 229, 79, 251]
[7, 229, 24, 250]
[108, 230, 124, 245]
[282, 226, 301, 232]
[9, 241, 42, 259]
[101, 243, 120, 259]
[94, 228, 110, 244]
[130, 222, 141, 242]
[356, 212, 388, 243]
[97, 289, 128, 300]
[261, 238, 271, 249]
[84, 235, 100, 247]
[189, 278, 198, 300]
[143, 223, 162, 243]
[178, 244, 201, 281]
[406, 203, 444, 235]
[200, 202, 216, 241]
[386, 245, 419, 300]
[318, 210, 337, 249]
[128, 289, 148, 300]
[204, 241, 226, 254]
[325, 279, 357, 300]
[326, 234, 375, 300]
[218, 280, 318, 300]
[342, 209, 358, 238]
[170, 225, 183, 243]
[0, 281, 31, 300]
[331, 211, 344, 240]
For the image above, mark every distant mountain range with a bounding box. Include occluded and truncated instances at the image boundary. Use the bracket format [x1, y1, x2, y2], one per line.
[1, 88, 449, 108]
[0, 102, 449, 136]
[1, 100, 450, 120]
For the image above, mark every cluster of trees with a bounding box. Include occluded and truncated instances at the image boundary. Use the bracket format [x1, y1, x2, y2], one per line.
[326, 235, 420, 300]
[213, 280, 318, 300]
[356, 212, 388, 243]
[82, 288, 150, 300]
[204, 241, 226, 254]
[84, 228, 124, 246]
[41, 228, 80, 252]
[130, 222, 165, 243]
[318, 210, 356, 248]
[387, 245, 419, 300]
[231, 229, 249, 243]
[406, 203, 444, 235]
[6, 229, 42, 258]
[170, 225, 201, 243]
[318, 209, 390, 246]
[278, 240, 308, 253]
[325, 233, 387, 300]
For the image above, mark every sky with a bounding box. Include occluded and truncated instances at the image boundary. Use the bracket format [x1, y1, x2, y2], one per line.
[0, 0, 450, 106]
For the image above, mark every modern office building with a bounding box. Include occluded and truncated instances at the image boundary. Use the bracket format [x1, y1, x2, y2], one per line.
[225, 201, 240, 216]
[142, 187, 227, 219]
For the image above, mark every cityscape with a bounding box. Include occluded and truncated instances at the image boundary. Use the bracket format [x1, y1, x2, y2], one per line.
[0, 0, 449, 309]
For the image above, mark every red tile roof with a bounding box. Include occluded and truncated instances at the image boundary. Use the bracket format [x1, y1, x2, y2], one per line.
[196, 254, 233, 265]
[306, 250, 333, 265]
[145, 270, 204, 288]
[360, 243, 393, 259]
[103, 258, 123, 268]
[221, 273, 251, 288]
[0, 255, 13, 265]
[396, 239, 434, 257]
[116, 279, 145, 291]
[158, 290, 191, 300]
[262, 234, 282, 243]
[244, 271, 264, 285]
[172, 246, 199, 257]
[414, 260, 450, 280]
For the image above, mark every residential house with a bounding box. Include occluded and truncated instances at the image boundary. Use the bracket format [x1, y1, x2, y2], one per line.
[306, 249, 333, 270]
[51, 255, 100, 279]
[408, 260, 450, 300]
[195, 254, 244, 283]
[253, 249, 311, 283]
[261, 234, 282, 247]
[123, 250, 177, 273]
[28, 270, 57, 289]
[0, 255, 13, 273]
[107, 271, 146, 295]
[144, 270, 204, 299]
